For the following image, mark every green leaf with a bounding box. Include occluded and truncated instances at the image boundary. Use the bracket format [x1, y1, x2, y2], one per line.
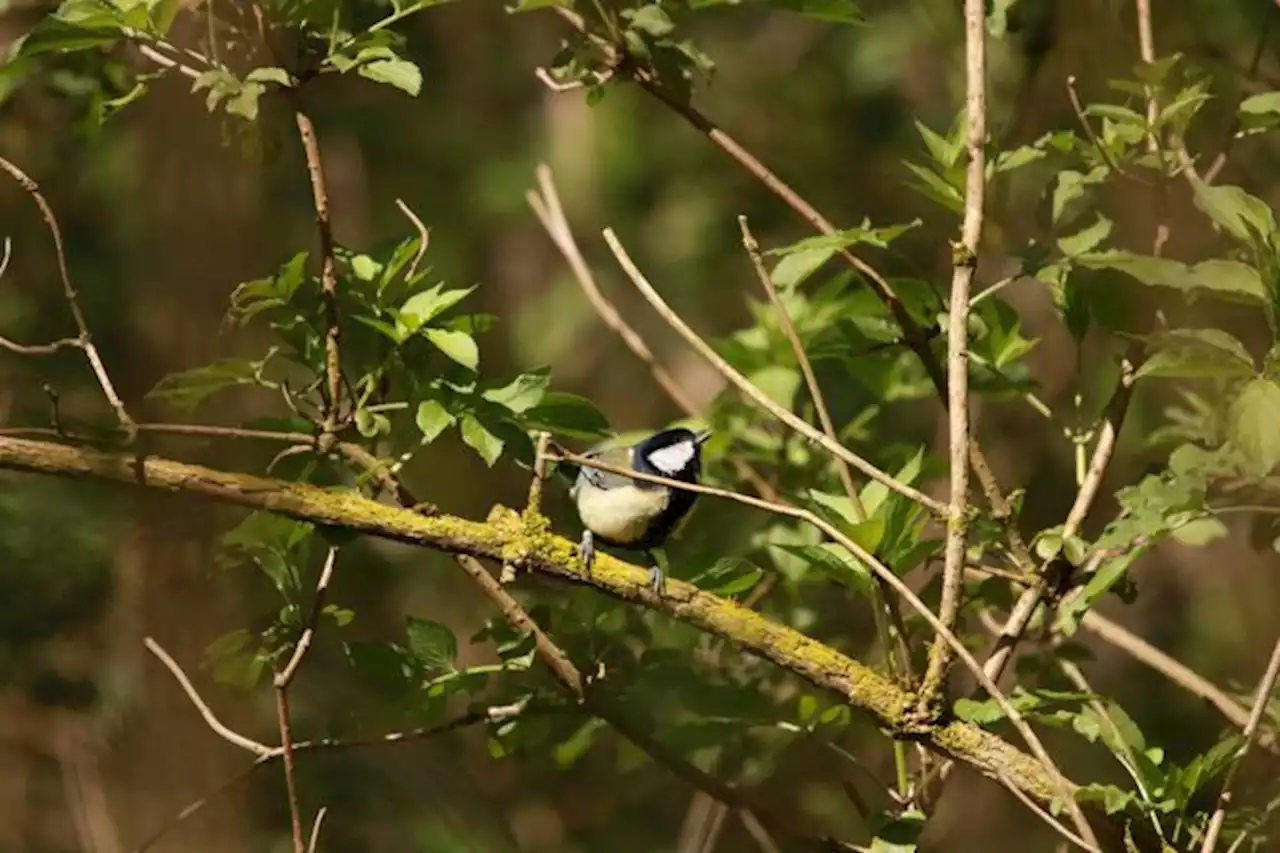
[1078, 251, 1270, 305]
[1171, 515, 1228, 546]
[354, 408, 391, 438]
[870, 810, 926, 853]
[1228, 378, 1280, 473]
[1076, 784, 1138, 815]
[1238, 91, 1280, 136]
[903, 162, 964, 213]
[1190, 180, 1276, 244]
[416, 399, 456, 441]
[1136, 329, 1256, 380]
[1057, 215, 1112, 257]
[767, 220, 920, 291]
[424, 328, 479, 370]
[11, 17, 122, 57]
[622, 4, 675, 36]
[690, 557, 764, 596]
[146, 359, 259, 410]
[915, 118, 962, 168]
[460, 413, 504, 466]
[404, 615, 457, 674]
[1052, 168, 1106, 226]
[359, 57, 423, 96]
[483, 369, 550, 414]
[748, 365, 801, 407]
[770, 246, 835, 291]
[774, 542, 870, 591]
[245, 66, 291, 86]
[766, 0, 863, 23]
[521, 392, 611, 440]
[398, 285, 476, 335]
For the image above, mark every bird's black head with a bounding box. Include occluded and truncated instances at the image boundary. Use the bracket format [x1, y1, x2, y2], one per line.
[633, 427, 711, 482]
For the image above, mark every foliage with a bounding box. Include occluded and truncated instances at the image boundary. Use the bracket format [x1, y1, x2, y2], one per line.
[4, 0, 1280, 851]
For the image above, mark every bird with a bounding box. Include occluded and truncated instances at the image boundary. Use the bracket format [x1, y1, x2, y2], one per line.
[569, 427, 712, 595]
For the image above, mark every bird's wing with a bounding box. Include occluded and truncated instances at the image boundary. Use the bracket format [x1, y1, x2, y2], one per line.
[573, 445, 638, 494]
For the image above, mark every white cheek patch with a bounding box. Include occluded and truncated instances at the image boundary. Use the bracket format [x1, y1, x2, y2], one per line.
[646, 440, 696, 475]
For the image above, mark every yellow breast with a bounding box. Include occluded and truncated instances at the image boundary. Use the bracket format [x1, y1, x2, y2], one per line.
[576, 483, 669, 544]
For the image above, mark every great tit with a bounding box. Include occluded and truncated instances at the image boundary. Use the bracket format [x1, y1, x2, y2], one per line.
[570, 427, 712, 594]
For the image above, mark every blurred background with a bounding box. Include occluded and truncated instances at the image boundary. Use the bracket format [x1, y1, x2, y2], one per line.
[2, 0, 1280, 850]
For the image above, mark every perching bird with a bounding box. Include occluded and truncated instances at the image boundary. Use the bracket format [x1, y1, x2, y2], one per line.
[569, 427, 712, 594]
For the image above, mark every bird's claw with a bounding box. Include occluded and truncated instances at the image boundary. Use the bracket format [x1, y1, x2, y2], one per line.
[577, 530, 595, 575]
[647, 564, 665, 597]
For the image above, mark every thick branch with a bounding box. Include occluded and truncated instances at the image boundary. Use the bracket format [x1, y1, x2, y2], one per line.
[0, 434, 1077, 809]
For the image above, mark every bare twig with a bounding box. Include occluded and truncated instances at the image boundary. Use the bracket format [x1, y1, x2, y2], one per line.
[527, 165, 775, 501]
[0, 235, 11, 279]
[549, 449, 1100, 850]
[982, 354, 1138, 683]
[526, 165, 700, 416]
[739, 215, 917, 726]
[1200, 635, 1280, 853]
[525, 431, 552, 517]
[546, 6, 1033, 570]
[0, 157, 134, 433]
[1079, 610, 1262, 739]
[601, 228, 949, 517]
[291, 111, 344, 443]
[133, 704, 530, 852]
[919, 0, 984, 710]
[143, 637, 272, 756]
[738, 216, 863, 517]
[0, 334, 84, 356]
[306, 806, 328, 853]
[394, 198, 430, 279]
[274, 687, 306, 853]
[276, 546, 339, 687]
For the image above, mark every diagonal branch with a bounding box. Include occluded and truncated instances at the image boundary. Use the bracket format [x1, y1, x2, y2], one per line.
[601, 228, 949, 517]
[0, 433, 1097, 822]
[0, 156, 134, 433]
[1200, 634, 1280, 852]
[544, 7, 1033, 569]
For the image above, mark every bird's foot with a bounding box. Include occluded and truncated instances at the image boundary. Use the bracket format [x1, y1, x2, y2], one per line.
[577, 530, 595, 575]
[647, 564, 665, 597]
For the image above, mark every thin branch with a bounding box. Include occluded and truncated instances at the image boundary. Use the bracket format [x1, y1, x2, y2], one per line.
[133, 704, 529, 852]
[1199, 635, 1280, 853]
[601, 227, 949, 517]
[274, 687, 306, 853]
[982, 352, 1138, 683]
[526, 165, 701, 416]
[0, 434, 1102, 826]
[0, 235, 11, 279]
[920, 0, 984, 710]
[1078, 610, 1263, 741]
[334, 444, 825, 846]
[0, 157, 134, 433]
[526, 165, 776, 501]
[393, 198, 429, 279]
[738, 217, 863, 518]
[0, 334, 83, 356]
[306, 806, 328, 853]
[143, 637, 272, 756]
[275, 545, 339, 687]
[550, 447, 1099, 850]
[546, 5, 1034, 572]
[291, 111, 344, 443]
[738, 216, 915, 706]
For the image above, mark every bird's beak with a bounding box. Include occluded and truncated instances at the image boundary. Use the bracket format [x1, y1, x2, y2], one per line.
[694, 429, 713, 446]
